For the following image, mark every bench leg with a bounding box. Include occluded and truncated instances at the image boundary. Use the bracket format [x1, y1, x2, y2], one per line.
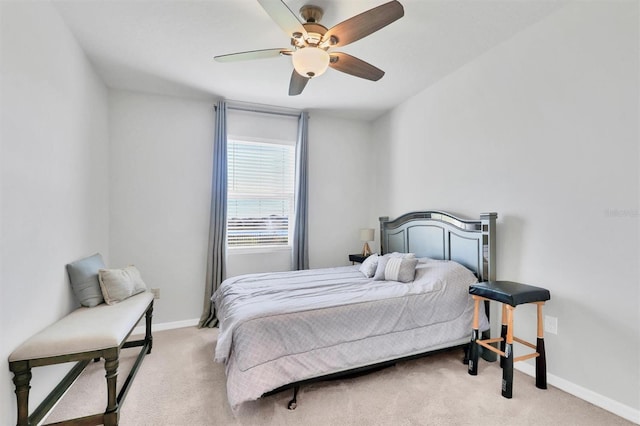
[104, 352, 119, 425]
[145, 302, 154, 354]
[11, 361, 32, 426]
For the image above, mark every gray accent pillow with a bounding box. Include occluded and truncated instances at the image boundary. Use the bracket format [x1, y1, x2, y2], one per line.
[384, 257, 419, 283]
[373, 253, 416, 281]
[98, 266, 147, 305]
[66, 253, 106, 307]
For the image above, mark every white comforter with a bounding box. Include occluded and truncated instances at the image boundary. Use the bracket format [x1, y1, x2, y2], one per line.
[213, 258, 489, 409]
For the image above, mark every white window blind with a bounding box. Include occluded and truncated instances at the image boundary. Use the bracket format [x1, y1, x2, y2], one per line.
[227, 139, 295, 247]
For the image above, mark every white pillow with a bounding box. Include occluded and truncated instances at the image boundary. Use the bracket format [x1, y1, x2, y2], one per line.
[359, 253, 379, 278]
[98, 265, 147, 305]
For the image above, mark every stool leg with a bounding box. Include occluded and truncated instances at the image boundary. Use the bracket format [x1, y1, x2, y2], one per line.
[468, 296, 481, 376]
[501, 305, 514, 398]
[536, 302, 548, 389]
[500, 303, 507, 369]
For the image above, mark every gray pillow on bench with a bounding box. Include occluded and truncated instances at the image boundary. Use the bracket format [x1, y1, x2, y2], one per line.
[98, 266, 147, 305]
[66, 253, 106, 307]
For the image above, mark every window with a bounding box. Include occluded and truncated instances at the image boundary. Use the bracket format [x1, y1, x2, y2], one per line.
[227, 138, 295, 248]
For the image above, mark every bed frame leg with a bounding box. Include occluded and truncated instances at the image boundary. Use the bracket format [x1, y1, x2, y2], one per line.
[462, 344, 470, 365]
[468, 329, 480, 375]
[287, 386, 299, 410]
[468, 296, 481, 375]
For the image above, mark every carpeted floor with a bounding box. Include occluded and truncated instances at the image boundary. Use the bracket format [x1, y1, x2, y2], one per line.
[44, 326, 634, 426]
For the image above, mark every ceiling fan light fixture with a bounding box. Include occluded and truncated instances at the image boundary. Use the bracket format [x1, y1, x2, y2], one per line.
[292, 47, 329, 78]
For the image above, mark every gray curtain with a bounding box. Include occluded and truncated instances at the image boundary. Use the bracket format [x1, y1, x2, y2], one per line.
[292, 111, 309, 270]
[199, 100, 228, 328]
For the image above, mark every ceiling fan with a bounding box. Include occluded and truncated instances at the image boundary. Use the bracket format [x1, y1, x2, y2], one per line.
[214, 0, 404, 96]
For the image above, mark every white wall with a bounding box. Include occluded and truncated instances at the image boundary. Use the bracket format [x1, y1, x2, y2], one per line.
[108, 90, 214, 325]
[372, 1, 639, 420]
[307, 112, 375, 268]
[0, 2, 110, 424]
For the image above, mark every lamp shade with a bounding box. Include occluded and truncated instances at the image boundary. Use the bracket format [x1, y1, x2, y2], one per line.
[360, 228, 375, 242]
[292, 47, 330, 78]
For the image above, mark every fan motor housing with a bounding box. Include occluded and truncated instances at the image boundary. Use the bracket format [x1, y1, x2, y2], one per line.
[303, 22, 327, 36]
[300, 5, 323, 23]
[299, 5, 327, 45]
[303, 22, 327, 44]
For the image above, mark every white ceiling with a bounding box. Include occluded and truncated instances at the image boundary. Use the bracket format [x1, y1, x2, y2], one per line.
[52, 0, 566, 120]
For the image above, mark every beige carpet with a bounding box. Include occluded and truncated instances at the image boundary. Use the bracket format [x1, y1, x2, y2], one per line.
[44, 327, 633, 426]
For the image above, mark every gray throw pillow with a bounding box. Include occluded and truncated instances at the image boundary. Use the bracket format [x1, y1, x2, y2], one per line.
[384, 257, 419, 283]
[373, 253, 416, 281]
[98, 265, 148, 305]
[66, 253, 106, 307]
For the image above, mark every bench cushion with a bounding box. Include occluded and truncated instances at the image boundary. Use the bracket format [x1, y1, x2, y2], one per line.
[9, 291, 153, 362]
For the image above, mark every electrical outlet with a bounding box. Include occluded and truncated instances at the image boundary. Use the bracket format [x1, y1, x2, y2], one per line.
[151, 288, 160, 299]
[545, 315, 558, 335]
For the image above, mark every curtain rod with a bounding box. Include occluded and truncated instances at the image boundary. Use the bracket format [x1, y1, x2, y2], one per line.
[215, 101, 303, 118]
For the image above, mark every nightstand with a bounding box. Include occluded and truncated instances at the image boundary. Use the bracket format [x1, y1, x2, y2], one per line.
[348, 254, 369, 264]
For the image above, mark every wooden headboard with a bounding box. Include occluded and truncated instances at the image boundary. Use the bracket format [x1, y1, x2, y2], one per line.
[379, 211, 497, 282]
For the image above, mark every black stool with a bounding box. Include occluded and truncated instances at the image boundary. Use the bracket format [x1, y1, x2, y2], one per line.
[468, 281, 551, 398]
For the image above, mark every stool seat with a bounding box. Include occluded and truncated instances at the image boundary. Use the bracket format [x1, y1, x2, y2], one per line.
[469, 281, 550, 307]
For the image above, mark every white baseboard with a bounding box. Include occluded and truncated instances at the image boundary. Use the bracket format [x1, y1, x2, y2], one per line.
[132, 318, 200, 336]
[515, 363, 640, 424]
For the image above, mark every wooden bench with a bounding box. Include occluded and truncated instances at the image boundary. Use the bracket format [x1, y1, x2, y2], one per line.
[8, 291, 154, 426]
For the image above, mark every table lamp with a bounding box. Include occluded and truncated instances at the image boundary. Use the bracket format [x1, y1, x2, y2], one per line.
[359, 228, 375, 256]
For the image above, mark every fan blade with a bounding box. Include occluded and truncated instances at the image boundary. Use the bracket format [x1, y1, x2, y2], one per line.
[322, 0, 404, 48]
[258, 0, 308, 38]
[329, 52, 385, 81]
[214, 48, 291, 62]
[289, 70, 309, 96]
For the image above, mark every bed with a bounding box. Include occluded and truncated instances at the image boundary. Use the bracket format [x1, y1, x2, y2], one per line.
[213, 210, 497, 411]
